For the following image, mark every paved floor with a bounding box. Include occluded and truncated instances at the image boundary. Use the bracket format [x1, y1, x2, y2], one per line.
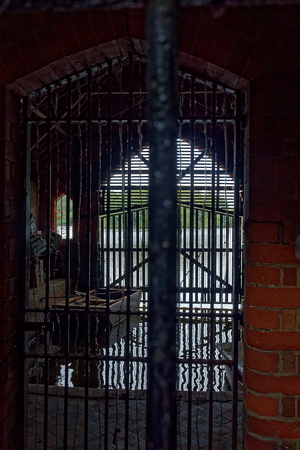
[27, 389, 243, 449]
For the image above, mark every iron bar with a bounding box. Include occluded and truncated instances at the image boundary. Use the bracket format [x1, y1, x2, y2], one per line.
[63, 76, 72, 450]
[22, 95, 31, 450]
[187, 74, 195, 448]
[231, 91, 242, 450]
[146, 0, 178, 448]
[104, 60, 112, 450]
[124, 52, 134, 449]
[83, 67, 92, 450]
[208, 82, 217, 449]
[42, 85, 53, 450]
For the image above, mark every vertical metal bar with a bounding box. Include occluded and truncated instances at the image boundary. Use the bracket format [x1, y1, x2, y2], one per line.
[63, 76, 72, 450]
[100, 215, 105, 286]
[220, 213, 224, 307]
[208, 83, 217, 448]
[183, 206, 187, 301]
[44, 85, 52, 450]
[195, 208, 199, 292]
[225, 214, 230, 304]
[125, 53, 133, 449]
[119, 212, 122, 284]
[113, 214, 116, 283]
[142, 208, 146, 291]
[22, 95, 31, 450]
[187, 75, 195, 449]
[137, 210, 140, 287]
[104, 60, 112, 450]
[201, 209, 205, 303]
[231, 91, 242, 449]
[146, 1, 178, 448]
[83, 68, 92, 450]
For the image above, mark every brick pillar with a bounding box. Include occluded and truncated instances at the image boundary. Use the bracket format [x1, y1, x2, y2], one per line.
[244, 70, 300, 449]
[0, 85, 24, 449]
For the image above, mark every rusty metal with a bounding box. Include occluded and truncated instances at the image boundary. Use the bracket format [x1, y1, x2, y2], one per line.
[146, 0, 178, 448]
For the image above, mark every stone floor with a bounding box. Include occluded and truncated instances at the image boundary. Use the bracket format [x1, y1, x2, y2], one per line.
[27, 388, 243, 449]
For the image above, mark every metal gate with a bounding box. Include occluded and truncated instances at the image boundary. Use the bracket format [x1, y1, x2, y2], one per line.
[23, 54, 244, 449]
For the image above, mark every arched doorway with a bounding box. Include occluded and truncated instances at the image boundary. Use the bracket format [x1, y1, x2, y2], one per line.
[24, 54, 244, 448]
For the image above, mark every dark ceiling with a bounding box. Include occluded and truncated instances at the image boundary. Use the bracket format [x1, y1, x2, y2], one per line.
[1, 0, 298, 17]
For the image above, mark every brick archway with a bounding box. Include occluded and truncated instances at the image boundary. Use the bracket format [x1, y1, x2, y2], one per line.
[1, 5, 300, 449]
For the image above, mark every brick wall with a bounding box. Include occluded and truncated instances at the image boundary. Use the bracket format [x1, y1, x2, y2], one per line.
[244, 68, 300, 448]
[0, 5, 299, 449]
[0, 85, 24, 450]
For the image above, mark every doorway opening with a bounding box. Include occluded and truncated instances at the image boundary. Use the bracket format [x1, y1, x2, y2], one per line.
[24, 54, 244, 448]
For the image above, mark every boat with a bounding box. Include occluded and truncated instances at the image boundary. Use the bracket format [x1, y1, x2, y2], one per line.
[50, 287, 142, 340]
[216, 341, 243, 391]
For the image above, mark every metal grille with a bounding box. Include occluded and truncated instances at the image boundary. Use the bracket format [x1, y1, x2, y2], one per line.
[23, 54, 244, 449]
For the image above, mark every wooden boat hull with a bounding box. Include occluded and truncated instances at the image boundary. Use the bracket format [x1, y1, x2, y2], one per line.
[216, 341, 243, 391]
[50, 288, 142, 341]
[95, 288, 141, 326]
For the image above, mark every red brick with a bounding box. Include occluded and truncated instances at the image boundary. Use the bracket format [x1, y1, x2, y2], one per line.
[282, 353, 296, 374]
[0, 44, 28, 81]
[249, 178, 280, 203]
[269, 30, 299, 71]
[280, 158, 300, 179]
[245, 285, 300, 308]
[128, 8, 145, 40]
[238, 9, 269, 43]
[214, 8, 246, 29]
[283, 222, 299, 244]
[58, 35, 80, 57]
[247, 222, 279, 243]
[245, 368, 300, 395]
[39, 35, 64, 64]
[208, 29, 238, 68]
[281, 137, 300, 158]
[89, 11, 117, 44]
[282, 310, 297, 330]
[245, 433, 277, 450]
[245, 264, 280, 286]
[259, 17, 286, 49]
[226, 38, 255, 75]
[52, 16, 76, 40]
[191, 21, 215, 60]
[247, 391, 278, 417]
[248, 415, 300, 440]
[298, 313, 300, 331]
[0, 63, 14, 85]
[249, 114, 276, 139]
[249, 137, 281, 159]
[109, 10, 129, 40]
[70, 12, 94, 33]
[249, 201, 286, 222]
[250, 157, 280, 180]
[244, 325, 300, 351]
[281, 396, 296, 418]
[247, 243, 298, 264]
[283, 268, 298, 286]
[279, 178, 299, 202]
[263, 90, 286, 115]
[75, 28, 98, 52]
[17, 35, 48, 73]
[244, 344, 279, 373]
[244, 306, 280, 330]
